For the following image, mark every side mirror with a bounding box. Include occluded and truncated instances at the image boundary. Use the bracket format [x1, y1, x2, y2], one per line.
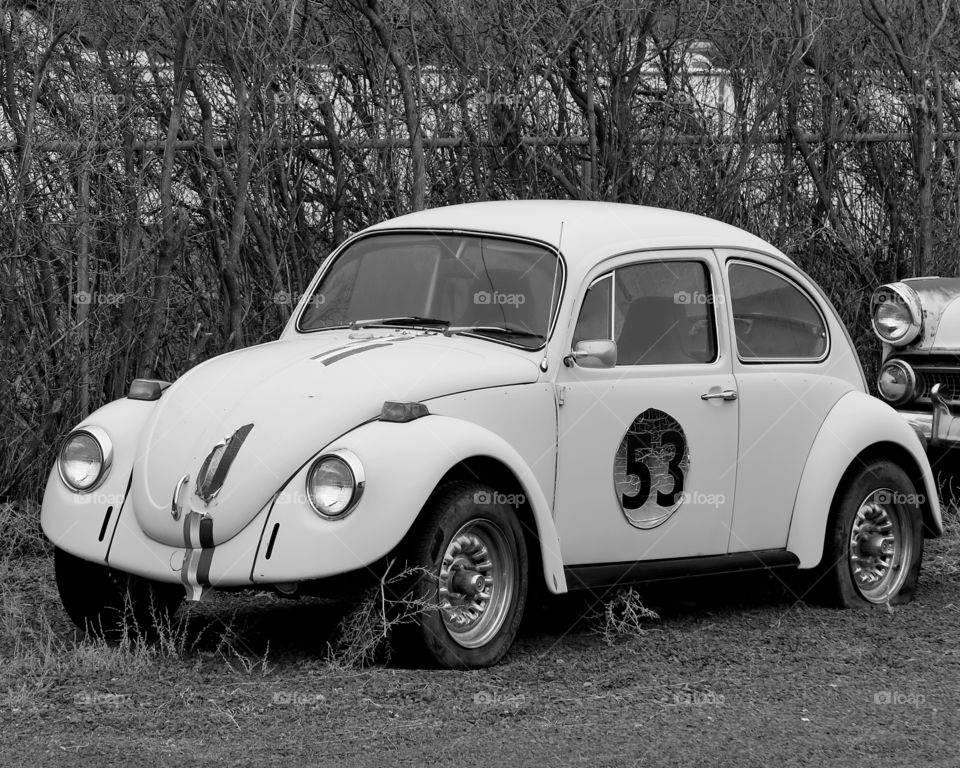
[566, 339, 617, 368]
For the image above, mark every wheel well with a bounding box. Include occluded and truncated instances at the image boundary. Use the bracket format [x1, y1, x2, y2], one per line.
[835, 442, 940, 538]
[433, 457, 546, 590]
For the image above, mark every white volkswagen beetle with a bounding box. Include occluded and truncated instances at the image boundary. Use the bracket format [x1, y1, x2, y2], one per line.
[43, 201, 943, 668]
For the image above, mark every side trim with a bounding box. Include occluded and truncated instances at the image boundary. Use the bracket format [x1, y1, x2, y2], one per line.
[564, 550, 799, 591]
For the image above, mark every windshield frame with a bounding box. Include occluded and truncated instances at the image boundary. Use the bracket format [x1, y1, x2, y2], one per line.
[294, 227, 567, 351]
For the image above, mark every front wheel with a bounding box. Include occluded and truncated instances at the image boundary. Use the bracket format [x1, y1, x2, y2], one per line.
[820, 460, 924, 607]
[54, 548, 184, 640]
[399, 482, 529, 669]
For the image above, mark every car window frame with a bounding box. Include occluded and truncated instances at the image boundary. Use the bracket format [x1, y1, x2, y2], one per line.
[571, 253, 722, 368]
[725, 257, 831, 365]
[292, 228, 567, 352]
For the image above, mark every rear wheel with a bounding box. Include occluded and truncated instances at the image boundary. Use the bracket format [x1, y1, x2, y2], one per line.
[819, 460, 923, 607]
[54, 548, 183, 640]
[398, 482, 529, 669]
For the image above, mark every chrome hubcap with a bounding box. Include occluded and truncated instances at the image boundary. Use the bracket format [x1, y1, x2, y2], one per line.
[849, 489, 911, 603]
[437, 520, 515, 649]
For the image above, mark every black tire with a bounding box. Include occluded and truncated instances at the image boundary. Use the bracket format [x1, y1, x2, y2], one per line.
[54, 547, 184, 640]
[817, 460, 924, 608]
[395, 481, 529, 669]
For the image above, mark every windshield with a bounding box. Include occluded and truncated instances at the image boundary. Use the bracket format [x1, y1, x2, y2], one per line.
[298, 232, 563, 349]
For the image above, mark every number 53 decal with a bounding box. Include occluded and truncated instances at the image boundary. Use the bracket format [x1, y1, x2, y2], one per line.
[613, 409, 690, 529]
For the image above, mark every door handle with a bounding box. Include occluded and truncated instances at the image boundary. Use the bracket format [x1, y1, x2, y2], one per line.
[701, 389, 738, 401]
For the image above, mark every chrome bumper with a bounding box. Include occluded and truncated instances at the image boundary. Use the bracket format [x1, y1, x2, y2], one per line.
[900, 383, 960, 447]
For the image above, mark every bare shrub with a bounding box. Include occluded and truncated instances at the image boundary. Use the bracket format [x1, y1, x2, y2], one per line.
[325, 562, 431, 669]
[599, 587, 660, 644]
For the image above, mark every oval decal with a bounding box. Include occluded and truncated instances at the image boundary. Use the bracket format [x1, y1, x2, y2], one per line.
[613, 408, 690, 529]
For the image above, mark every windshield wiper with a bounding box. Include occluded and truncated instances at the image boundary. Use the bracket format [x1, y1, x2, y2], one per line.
[351, 316, 451, 329]
[446, 325, 544, 340]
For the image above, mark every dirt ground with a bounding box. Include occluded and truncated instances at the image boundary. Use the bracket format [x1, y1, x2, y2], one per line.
[2, 517, 960, 767]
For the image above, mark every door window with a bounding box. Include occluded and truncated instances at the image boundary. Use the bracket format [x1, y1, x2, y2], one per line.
[572, 260, 717, 365]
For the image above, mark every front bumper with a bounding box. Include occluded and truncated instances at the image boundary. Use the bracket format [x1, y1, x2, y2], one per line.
[898, 384, 960, 447]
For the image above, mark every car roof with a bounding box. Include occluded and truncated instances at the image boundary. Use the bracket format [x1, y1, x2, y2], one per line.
[363, 200, 789, 272]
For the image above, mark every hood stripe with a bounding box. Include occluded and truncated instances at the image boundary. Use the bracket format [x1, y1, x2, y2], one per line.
[310, 339, 372, 360]
[196, 548, 214, 586]
[310, 334, 418, 364]
[181, 511, 215, 595]
[199, 517, 214, 549]
[183, 512, 201, 548]
[321, 342, 393, 366]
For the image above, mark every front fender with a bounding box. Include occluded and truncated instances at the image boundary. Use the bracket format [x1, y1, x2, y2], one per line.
[253, 414, 568, 593]
[40, 397, 158, 564]
[787, 391, 942, 568]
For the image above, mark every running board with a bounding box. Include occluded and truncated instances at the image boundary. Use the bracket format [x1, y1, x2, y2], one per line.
[564, 550, 800, 591]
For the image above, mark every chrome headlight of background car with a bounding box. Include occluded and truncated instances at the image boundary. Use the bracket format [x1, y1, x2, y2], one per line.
[877, 359, 917, 406]
[58, 426, 113, 493]
[305, 449, 364, 519]
[871, 283, 922, 346]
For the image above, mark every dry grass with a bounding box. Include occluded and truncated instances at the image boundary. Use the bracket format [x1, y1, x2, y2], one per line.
[0, 501, 48, 561]
[324, 561, 432, 669]
[1, 496, 959, 765]
[0, 507, 274, 712]
[597, 586, 661, 644]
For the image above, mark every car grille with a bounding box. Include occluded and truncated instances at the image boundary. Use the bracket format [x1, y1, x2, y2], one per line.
[914, 366, 960, 404]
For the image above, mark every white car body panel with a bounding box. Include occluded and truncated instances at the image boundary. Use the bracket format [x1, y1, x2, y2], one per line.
[726, 370, 854, 551]
[554, 364, 740, 563]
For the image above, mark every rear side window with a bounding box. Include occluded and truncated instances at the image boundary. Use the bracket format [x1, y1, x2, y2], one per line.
[728, 262, 828, 361]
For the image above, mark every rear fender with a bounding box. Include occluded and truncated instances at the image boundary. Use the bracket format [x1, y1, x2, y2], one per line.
[787, 392, 941, 568]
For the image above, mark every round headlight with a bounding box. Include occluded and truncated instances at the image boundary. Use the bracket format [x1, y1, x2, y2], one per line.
[306, 450, 364, 519]
[877, 359, 916, 405]
[58, 427, 112, 492]
[871, 284, 922, 345]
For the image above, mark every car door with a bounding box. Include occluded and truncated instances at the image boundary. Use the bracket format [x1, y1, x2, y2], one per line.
[553, 250, 740, 567]
[719, 251, 856, 552]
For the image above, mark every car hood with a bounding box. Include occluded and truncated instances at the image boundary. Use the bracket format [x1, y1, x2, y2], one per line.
[130, 330, 541, 547]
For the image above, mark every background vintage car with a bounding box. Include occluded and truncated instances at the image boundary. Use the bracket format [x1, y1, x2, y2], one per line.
[42, 201, 943, 668]
[873, 278, 960, 449]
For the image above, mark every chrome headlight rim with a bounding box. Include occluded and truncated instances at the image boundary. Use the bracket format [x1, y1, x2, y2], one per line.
[871, 282, 922, 346]
[877, 359, 917, 406]
[57, 425, 114, 493]
[305, 449, 365, 520]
